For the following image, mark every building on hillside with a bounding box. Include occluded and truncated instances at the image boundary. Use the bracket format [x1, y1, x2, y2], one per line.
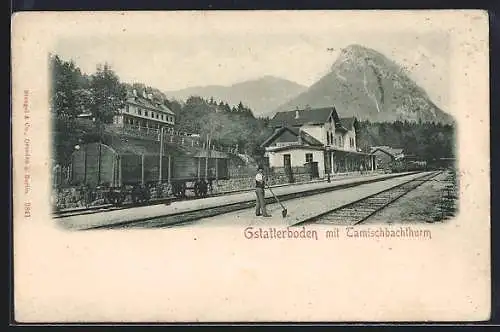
[112, 89, 176, 132]
[260, 105, 376, 178]
[369, 146, 404, 170]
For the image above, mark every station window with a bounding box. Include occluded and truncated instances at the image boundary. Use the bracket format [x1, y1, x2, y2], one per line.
[138, 109, 142, 116]
[327, 133, 330, 145]
[305, 153, 313, 163]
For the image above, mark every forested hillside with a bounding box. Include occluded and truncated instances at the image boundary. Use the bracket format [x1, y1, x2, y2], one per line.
[164, 75, 307, 118]
[356, 120, 456, 161]
[50, 54, 273, 164]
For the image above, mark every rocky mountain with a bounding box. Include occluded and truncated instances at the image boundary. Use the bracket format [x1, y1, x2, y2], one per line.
[274, 44, 454, 124]
[164, 75, 307, 118]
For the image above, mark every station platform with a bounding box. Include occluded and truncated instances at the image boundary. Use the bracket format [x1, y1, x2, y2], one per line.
[57, 172, 419, 231]
[193, 171, 435, 228]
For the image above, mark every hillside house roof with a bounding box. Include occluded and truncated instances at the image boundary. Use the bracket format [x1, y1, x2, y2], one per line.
[260, 126, 323, 148]
[126, 88, 175, 115]
[270, 106, 356, 131]
[125, 95, 175, 115]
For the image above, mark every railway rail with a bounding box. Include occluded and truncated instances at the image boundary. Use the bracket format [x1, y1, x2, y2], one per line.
[53, 195, 201, 219]
[53, 172, 409, 219]
[293, 171, 442, 227]
[78, 171, 423, 230]
[53, 181, 315, 219]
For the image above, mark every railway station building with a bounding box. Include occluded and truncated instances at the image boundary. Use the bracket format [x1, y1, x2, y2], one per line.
[261, 105, 376, 178]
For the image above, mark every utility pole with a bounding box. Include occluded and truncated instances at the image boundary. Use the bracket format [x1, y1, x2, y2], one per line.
[159, 126, 164, 183]
[97, 143, 102, 186]
[205, 134, 210, 181]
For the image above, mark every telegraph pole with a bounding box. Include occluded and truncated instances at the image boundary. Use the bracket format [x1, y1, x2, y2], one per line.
[159, 126, 164, 183]
[205, 134, 210, 181]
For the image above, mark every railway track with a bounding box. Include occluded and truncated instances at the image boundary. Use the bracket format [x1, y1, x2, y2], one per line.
[53, 197, 179, 219]
[54, 184, 297, 219]
[79, 171, 424, 230]
[54, 185, 277, 219]
[293, 171, 442, 227]
[53, 172, 415, 219]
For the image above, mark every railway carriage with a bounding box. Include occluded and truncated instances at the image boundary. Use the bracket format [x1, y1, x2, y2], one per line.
[69, 135, 230, 205]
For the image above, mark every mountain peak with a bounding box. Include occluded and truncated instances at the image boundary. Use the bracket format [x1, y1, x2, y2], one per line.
[259, 75, 280, 80]
[343, 44, 370, 53]
[164, 76, 307, 117]
[342, 44, 385, 56]
[334, 44, 387, 67]
[275, 45, 454, 124]
[249, 75, 301, 85]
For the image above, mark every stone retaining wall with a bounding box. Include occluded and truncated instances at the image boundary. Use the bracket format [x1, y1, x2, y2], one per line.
[211, 173, 311, 194]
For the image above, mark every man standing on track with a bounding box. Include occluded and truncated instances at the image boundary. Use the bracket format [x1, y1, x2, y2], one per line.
[255, 166, 271, 217]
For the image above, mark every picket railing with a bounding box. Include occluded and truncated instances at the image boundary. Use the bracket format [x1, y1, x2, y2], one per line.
[108, 124, 240, 154]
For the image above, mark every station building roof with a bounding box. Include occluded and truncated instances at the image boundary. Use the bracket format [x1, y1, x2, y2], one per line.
[269, 105, 357, 131]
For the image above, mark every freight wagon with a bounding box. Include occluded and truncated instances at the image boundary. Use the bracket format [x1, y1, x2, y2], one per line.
[69, 136, 230, 204]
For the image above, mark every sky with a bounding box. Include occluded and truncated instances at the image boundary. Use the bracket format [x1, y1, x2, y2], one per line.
[53, 12, 450, 111]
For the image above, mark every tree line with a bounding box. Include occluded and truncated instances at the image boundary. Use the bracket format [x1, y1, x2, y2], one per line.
[355, 120, 456, 162]
[50, 54, 128, 163]
[50, 54, 455, 167]
[50, 54, 273, 164]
